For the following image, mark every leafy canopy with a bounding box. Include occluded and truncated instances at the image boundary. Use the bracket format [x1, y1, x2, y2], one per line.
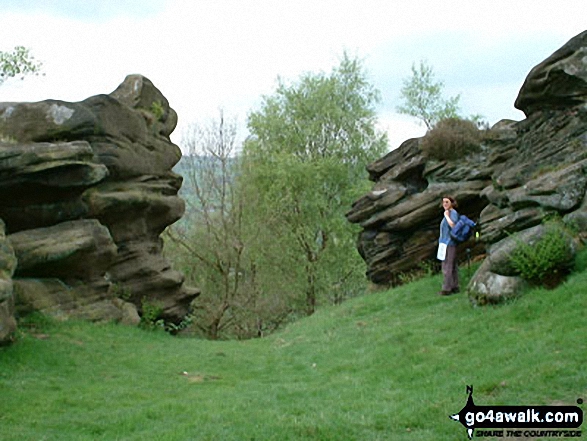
[396, 60, 461, 129]
[247, 53, 386, 165]
[242, 53, 387, 313]
[244, 52, 388, 225]
[0, 46, 43, 86]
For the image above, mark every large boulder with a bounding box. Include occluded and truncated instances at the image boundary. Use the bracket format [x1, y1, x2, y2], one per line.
[468, 259, 527, 306]
[0, 76, 181, 179]
[349, 31, 587, 300]
[0, 75, 199, 335]
[8, 220, 117, 281]
[515, 30, 587, 116]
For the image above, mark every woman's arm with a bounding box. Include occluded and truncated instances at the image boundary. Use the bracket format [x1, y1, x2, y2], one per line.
[444, 210, 456, 228]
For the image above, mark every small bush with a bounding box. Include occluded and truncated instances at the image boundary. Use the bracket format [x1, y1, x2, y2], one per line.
[420, 117, 481, 160]
[510, 221, 575, 288]
[140, 298, 164, 330]
[111, 283, 132, 301]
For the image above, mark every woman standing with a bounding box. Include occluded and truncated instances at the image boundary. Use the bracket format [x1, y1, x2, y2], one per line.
[438, 196, 459, 295]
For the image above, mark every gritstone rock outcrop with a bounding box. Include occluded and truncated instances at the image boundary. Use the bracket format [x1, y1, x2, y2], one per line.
[0, 75, 199, 343]
[347, 30, 587, 302]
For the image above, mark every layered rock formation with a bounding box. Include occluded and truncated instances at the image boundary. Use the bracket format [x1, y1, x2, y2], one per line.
[346, 134, 492, 285]
[0, 75, 199, 343]
[348, 30, 587, 300]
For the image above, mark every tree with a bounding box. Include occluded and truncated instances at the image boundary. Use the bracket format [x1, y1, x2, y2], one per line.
[0, 46, 43, 86]
[164, 113, 293, 339]
[241, 54, 387, 315]
[396, 60, 460, 129]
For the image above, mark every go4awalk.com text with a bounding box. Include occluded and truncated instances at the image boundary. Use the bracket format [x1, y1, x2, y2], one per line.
[450, 386, 583, 439]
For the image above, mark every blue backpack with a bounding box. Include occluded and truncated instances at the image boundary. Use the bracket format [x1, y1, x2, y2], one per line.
[450, 215, 477, 243]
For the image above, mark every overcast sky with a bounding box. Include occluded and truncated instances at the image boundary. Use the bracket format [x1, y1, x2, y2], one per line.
[0, 1, 585, 150]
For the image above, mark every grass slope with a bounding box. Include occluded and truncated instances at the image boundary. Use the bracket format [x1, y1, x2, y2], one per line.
[1, 258, 586, 441]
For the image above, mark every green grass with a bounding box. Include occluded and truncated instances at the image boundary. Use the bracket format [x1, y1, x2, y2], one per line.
[1, 258, 586, 441]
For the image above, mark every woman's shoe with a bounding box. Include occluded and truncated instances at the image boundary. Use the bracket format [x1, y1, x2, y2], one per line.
[437, 290, 452, 296]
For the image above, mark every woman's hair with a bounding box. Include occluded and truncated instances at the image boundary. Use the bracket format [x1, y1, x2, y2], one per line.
[442, 196, 458, 209]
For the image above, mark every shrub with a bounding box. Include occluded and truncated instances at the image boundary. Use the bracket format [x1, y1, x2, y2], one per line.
[140, 298, 164, 330]
[111, 283, 132, 301]
[510, 221, 575, 288]
[420, 117, 481, 160]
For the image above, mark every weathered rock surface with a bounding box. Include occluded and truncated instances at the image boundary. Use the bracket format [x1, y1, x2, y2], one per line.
[0, 75, 199, 343]
[0, 220, 17, 344]
[13, 279, 139, 325]
[515, 30, 587, 115]
[347, 137, 491, 285]
[0, 141, 109, 231]
[9, 220, 117, 280]
[348, 31, 587, 302]
[467, 259, 527, 306]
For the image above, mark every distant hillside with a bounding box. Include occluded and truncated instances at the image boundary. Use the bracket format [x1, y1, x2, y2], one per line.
[172, 154, 238, 228]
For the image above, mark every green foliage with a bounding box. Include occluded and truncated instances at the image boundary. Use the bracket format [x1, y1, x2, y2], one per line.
[150, 100, 165, 120]
[139, 298, 164, 330]
[168, 114, 298, 339]
[164, 315, 193, 335]
[247, 53, 387, 163]
[510, 221, 575, 287]
[2, 253, 587, 439]
[573, 244, 587, 272]
[242, 53, 388, 315]
[396, 60, 461, 129]
[0, 46, 43, 86]
[111, 283, 132, 301]
[169, 56, 387, 338]
[419, 117, 481, 160]
[16, 312, 54, 333]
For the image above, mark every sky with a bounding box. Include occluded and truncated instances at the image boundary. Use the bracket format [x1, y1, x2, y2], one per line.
[0, 0, 585, 151]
